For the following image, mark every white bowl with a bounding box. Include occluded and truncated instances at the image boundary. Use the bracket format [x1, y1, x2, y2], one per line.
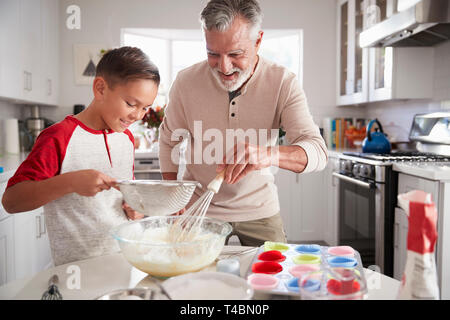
[162, 272, 254, 300]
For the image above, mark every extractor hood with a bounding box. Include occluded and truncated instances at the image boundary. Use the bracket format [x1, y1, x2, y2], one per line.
[359, 0, 450, 47]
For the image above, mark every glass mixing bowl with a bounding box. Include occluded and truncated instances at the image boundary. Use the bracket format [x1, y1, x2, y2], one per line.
[111, 216, 232, 278]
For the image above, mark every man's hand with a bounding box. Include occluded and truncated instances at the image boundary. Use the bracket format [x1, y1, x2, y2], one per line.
[216, 142, 277, 185]
[69, 169, 118, 197]
[122, 201, 145, 220]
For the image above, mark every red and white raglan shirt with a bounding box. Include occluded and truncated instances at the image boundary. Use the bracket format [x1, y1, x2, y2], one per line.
[7, 115, 134, 266]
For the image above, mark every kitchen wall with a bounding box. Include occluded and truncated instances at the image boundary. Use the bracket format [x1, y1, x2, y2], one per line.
[58, 0, 365, 124]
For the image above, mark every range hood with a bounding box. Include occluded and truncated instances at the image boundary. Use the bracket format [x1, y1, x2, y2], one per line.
[360, 0, 450, 47]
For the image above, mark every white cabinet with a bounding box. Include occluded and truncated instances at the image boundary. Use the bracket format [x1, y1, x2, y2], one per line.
[0, 217, 15, 286]
[337, 0, 370, 105]
[14, 208, 52, 280]
[275, 168, 325, 242]
[368, 46, 434, 102]
[337, 0, 435, 105]
[0, 0, 59, 106]
[41, 0, 60, 105]
[20, 0, 43, 103]
[0, 175, 52, 284]
[0, 0, 22, 100]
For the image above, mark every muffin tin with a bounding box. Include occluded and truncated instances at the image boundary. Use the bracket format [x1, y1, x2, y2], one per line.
[245, 242, 368, 299]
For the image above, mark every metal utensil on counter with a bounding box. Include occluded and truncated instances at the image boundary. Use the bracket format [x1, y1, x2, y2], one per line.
[41, 274, 63, 300]
[116, 180, 201, 216]
[216, 247, 259, 261]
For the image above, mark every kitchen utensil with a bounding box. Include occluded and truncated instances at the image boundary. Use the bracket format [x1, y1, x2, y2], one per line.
[116, 180, 200, 216]
[110, 215, 232, 278]
[217, 247, 258, 260]
[162, 271, 254, 300]
[362, 118, 391, 154]
[41, 274, 63, 300]
[168, 170, 226, 243]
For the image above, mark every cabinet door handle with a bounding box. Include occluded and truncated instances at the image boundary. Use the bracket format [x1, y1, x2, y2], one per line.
[29, 73, 32, 91]
[36, 216, 41, 239]
[394, 221, 399, 249]
[47, 79, 52, 96]
[23, 71, 29, 91]
[40, 214, 46, 236]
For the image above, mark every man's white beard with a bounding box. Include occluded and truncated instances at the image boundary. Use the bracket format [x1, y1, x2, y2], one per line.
[211, 64, 253, 92]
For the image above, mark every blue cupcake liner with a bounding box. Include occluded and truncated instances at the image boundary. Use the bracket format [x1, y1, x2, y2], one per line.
[327, 256, 357, 268]
[295, 244, 321, 255]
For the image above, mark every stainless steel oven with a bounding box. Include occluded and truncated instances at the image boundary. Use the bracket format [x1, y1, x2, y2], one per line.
[332, 156, 396, 276]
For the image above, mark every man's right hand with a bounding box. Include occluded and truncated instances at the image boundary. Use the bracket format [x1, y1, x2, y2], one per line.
[69, 169, 117, 197]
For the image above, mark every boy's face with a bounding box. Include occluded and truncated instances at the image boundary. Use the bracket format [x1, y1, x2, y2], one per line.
[94, 78, 158, 132]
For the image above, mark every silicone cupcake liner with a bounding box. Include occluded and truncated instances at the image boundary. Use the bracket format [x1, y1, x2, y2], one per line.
[251, 261, 283, 274]
[288, 264, 320, 278]
[285, 277, 300, 292]
[292, 254, 321, 265]
[327, 256, 357, 268]
[258, 250, 286, 263]
[264, 241, 290, 252]
[327, 246, 355, 257]
[247, 274, 279, 291]
[295, 244, 321, 255]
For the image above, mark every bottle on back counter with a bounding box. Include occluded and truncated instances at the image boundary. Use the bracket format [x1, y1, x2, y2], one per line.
[397, 190, 440, 300]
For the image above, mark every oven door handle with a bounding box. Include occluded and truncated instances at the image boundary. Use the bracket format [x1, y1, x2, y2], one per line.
[332, 172, 375, 189]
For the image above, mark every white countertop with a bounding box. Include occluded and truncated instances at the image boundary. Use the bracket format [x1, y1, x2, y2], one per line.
[0, 245, 400, 300]
[0, 152, 28, 182]
[135, 147, 159, 160]
[393, 162, 450, 181]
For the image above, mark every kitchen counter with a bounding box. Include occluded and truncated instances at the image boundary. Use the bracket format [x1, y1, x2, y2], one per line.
[0, 152, 28, 182]
[393, 162, 450, 181]
[0, 245, 400, 300]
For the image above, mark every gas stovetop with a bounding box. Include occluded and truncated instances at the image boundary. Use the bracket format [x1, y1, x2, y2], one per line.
[343, 151, 450, 163]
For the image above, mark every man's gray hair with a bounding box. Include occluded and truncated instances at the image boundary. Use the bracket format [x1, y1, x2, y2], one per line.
[200, 0, 263, 41]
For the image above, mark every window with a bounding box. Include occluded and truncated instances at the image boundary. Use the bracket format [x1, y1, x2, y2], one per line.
[122, 28, 303, 105]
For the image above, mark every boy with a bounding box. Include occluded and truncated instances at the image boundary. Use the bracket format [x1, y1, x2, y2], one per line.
[2, 46, 160, 266]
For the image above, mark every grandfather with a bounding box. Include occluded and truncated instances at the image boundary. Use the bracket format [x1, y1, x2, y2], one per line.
[159, 0, 328, 246]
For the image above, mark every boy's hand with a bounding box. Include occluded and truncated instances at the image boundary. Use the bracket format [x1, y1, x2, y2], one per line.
[122, 201, 145, 220]
[69, 169, 117, 197]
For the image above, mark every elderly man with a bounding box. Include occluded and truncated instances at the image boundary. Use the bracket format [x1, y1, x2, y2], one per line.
[159, 0, 328, 246]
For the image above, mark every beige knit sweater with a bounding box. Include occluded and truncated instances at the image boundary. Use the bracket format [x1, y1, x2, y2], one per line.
[159, 57, 328, 222]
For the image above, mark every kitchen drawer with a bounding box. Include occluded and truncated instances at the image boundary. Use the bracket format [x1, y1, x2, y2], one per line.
[398, 173, 439, 205]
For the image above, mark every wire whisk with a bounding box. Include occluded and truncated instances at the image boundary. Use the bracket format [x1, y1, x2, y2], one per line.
[169, 170, 226, 243]
[41, 274, 63, 300]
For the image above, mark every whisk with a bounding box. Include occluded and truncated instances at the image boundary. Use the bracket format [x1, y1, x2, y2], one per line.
[169, 170, 226, 243]
[41, 274, 63, 300]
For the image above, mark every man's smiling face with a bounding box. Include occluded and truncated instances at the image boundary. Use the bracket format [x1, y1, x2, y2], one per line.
[204, 16, 263, 92]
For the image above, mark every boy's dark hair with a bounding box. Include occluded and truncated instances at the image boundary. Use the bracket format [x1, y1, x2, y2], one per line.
[95, 46, 160, 88]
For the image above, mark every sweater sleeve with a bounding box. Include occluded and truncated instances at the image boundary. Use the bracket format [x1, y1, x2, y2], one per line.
[158, 75, 189, 173]
[279, 74, 328, 173]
